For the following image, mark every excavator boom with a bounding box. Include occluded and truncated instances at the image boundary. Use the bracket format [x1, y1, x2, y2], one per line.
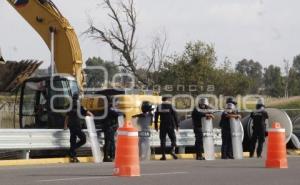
[6, 0, 84, 90]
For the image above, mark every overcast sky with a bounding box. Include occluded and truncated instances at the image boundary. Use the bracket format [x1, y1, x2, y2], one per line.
[0, 0, 300, 70]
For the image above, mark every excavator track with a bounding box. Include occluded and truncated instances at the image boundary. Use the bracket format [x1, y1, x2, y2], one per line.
[0, 60, 42, 92]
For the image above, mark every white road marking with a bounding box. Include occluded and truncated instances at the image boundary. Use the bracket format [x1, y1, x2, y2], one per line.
[38, 176, 111, 182]
[38, 171, 188, 183]
[0, 163, 109, 171]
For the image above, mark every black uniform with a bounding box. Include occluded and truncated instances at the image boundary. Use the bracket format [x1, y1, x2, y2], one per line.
[219, 112, 234, 159]
[191, 108, 207, 158]
[154, 102, 179, 156]
[103, 107, 120, 161]
[249, 110, 269, 157]
[67, 106, 88, 158]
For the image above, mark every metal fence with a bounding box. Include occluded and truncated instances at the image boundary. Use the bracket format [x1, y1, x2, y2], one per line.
[0, 129, 104, 150]
[0, 128, 227, 160]
[0, 129, 198, 158]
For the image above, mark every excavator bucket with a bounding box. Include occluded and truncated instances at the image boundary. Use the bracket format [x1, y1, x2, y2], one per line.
[0, 60, 42, 92]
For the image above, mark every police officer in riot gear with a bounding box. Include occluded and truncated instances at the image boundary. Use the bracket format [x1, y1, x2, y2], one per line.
[219, 98, 240, 159]
[154, 96, 179, 160]
[249, 100, 269, 158]
[64, 94, 93, 163]
[226, 97, 236, 105]
[141, 101, 154, 115]
[133, 101, 154, 160]
[192, 98, 214, 160]
[103, 97, 121, 162]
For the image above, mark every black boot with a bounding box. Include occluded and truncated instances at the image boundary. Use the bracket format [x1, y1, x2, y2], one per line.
[170, 147, 178, 160]
[249, 150, 254, 158]
[103, 157, 113, 162]
[196, 153, 205, 160]
[160, 144, 167, 160]
[257, 151, 262, 158]
[70, 157, 80, 163]
[160, 155, 167, 160]
[221, 151, 227, 159]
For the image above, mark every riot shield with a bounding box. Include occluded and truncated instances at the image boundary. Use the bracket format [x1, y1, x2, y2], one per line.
[85, 116, 102, 163]
[132, 114, 152, 160]
[201, 117, 215, 160]
[230, 117, 244, 159]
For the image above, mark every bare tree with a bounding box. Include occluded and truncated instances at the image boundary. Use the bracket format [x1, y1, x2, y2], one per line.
[283, 59, 290, 98]
[85, 0, 148, 85]
[144, 32, 168, 86]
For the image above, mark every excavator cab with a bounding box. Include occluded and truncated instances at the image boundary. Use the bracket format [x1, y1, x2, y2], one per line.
[19, 75, 79, 129]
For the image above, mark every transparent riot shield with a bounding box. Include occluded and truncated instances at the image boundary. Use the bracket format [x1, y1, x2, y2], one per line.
[85, 116, 102, 163]
[230, 117, 244, 159]
[201, 117, 215, 160]
[132, 114, 152, 161]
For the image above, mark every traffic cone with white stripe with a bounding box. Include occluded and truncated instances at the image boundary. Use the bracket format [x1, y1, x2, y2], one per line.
[265, 122, 288, 168]
[113, 121, 140, 177]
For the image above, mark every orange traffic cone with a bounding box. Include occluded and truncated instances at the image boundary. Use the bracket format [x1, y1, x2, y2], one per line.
[113, 121, 140, 177]
[265, 122, 288, 168]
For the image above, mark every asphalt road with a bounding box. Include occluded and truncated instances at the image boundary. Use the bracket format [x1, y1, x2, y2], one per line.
[0, 157, 299, 185]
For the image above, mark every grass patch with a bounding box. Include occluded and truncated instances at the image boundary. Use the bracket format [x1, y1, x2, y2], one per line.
[265, 96, 300, 119]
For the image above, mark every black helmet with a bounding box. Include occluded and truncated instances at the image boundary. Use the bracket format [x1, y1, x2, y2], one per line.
[226, 97, 237, 105]
[162, 95, 172, 102]
[141, 101, 153, 113]
[256, 104, 265, 110]
[256, 98, 265, 110]
[199, 98, 209, 106]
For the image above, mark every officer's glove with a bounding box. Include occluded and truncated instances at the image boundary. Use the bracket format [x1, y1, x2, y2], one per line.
[227, 114, 241, 119]
[206, 114, 215, 119]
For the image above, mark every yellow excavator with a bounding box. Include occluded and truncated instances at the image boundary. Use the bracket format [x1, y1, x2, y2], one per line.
[4, 0, 160, 129]
[6, 0, 84, 87]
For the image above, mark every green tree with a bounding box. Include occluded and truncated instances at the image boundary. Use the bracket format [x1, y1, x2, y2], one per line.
[213, 60, 250, 96]
[263, 65, 284, 97]
[84, 57, 119, 88]
[293, 55, 300, 73]
[285, 55, 300, 96]
[157, 41, 216, 94]
[235, 59, 263, 93]
[156, 41, 257, 96]
[287, 68, 300, 96]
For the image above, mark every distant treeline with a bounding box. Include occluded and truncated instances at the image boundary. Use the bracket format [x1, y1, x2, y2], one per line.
[37, 41, 300, 97]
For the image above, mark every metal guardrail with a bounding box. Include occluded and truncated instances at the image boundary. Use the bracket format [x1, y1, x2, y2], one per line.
[0, 129, 205, 160]
[0, 129, 197, 151]
[0, 128, 227, 159]
[0, 129, 104, 150]
[150, 130, 196, 147]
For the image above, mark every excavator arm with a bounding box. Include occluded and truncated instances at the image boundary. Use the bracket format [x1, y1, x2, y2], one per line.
[6, 0, 84, 90]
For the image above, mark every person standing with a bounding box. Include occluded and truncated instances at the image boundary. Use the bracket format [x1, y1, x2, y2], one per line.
[192, 98, 214, 160]
[249, 100, 269, 158]
[102, 97, 122, 162]
[132, 101, 154, 160]
[219, 98, 240, 159]
[154, 96, 179, 160]
[64, 94, 93, 163]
